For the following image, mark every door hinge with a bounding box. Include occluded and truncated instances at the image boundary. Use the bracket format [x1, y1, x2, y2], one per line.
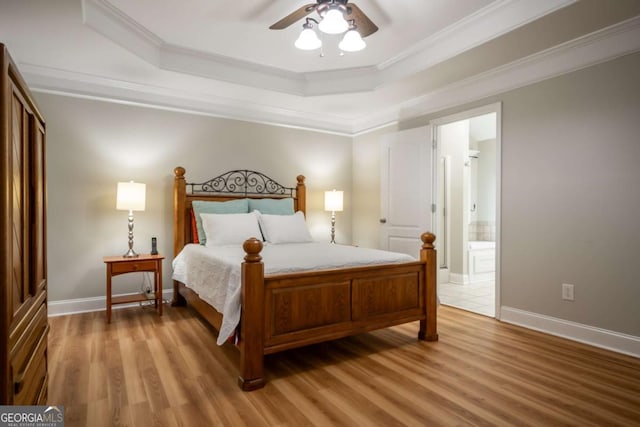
[431, 203, 436, 213]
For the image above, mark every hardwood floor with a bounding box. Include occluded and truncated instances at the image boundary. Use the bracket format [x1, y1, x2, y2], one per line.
[48, 305, 640, 426]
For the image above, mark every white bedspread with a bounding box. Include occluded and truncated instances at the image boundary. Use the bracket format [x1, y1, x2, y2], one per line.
[172, 242, 415, 345]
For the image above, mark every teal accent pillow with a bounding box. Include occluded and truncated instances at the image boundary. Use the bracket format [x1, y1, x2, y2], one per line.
[192, 199, 249, 245]
[248, 198, 294, 215]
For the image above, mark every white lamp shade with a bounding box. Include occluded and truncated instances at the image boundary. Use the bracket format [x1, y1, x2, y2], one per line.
[339, 29, 366, 52]
[324, 190, 344, 212]
[116, 181, 146, 211]
[295, 27, 322, 50]
[318, 8, 348, 34]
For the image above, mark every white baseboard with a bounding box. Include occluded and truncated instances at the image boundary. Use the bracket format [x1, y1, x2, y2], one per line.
[469, 271, 495, 284]
[500, 306, 640, 358]
[449, 273, 470, 285]
[48, 289, 174, 317]
[438, 268, 450, 284]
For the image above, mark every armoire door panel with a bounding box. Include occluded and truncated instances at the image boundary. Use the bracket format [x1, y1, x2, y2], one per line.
[31, 121, 46, 291]
[13, 324, 48, 406]
[11, 302, 47, 369]
[11, 91, 27, 314]
[9, 291, 46, 354]
[2, 43, 47, 405]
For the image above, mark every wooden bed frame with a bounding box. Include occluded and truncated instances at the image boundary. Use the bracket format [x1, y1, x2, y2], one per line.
[172, 167, 438, 391]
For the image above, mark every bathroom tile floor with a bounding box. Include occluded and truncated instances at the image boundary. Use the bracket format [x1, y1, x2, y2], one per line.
[438, 280, 495, 317]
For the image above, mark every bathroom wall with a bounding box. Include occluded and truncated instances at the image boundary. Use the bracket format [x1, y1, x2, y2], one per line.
[469, 137, 497, 241]
[438, 120, 469, 279]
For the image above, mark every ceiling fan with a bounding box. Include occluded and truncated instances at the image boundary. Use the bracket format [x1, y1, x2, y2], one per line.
[269, 0, 379, 38]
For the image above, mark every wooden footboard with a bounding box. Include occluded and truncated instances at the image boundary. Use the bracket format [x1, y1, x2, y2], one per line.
[238, 233, 437, 391]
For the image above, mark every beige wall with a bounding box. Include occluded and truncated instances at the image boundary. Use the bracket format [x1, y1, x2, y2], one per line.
[352, 52, 640, 337]
[36, 51, 640, 339]
[36, 93, 352, 302]
[499, 52, 640, 336]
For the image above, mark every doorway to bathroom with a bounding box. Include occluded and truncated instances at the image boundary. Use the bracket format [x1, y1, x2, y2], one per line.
[432, 103, 501, 318]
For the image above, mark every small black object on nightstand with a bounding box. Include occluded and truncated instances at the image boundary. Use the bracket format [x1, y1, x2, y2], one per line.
[151, 237, 158, 255]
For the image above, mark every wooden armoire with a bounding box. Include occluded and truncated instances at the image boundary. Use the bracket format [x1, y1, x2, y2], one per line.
[0, 44, 48, 405]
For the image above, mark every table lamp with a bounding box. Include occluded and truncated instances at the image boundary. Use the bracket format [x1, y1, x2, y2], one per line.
[324, 189, 343, 244]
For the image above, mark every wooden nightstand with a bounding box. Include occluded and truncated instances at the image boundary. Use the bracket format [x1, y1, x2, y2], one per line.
[103, 254, 165, 323]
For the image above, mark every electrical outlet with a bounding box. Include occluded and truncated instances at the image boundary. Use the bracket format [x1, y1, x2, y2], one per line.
[562, 283, 574, 301]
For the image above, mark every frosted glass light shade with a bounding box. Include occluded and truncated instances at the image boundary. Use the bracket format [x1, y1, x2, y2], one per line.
[318, 8, 348, 34]
[339, 29, 366, 52]
[295, 28, 322, 50]
[116, 181, 146, 211]
[324, 189, 344, 212]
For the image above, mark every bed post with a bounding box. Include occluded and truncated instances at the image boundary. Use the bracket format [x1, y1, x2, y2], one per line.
[238, 237, 266, 390]
[172, 166, 186, 306]
[296, 175, 306, 216]
[419, 232, 438, 341]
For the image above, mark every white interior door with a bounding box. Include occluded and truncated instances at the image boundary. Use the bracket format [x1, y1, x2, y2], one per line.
[380, 125, 433, 258]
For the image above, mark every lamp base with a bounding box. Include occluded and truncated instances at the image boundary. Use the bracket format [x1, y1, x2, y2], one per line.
[123, 210, 139, 258]
[330, 211, 336, 244]
[122, 248, 139, 258]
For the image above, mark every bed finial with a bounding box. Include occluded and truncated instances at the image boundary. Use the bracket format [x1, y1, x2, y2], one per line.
[420, 231, 438, 342]
[243, 238, 263, 263]
[174, 166, 185, 178]
[421, 232, 436, 250]
[296, 175, 306, 216]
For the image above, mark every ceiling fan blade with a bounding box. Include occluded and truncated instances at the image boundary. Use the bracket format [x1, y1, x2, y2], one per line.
[269, 3, 317, 30]
[347, 3, 378, 37]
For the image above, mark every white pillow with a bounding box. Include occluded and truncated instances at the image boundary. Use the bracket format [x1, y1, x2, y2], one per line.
[256, 210, 313, 244]
[200, 212, 262, 247]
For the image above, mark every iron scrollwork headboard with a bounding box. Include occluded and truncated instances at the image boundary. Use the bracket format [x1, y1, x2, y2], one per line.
[173, 167, 306, 258]
[187, 169, 295, 197]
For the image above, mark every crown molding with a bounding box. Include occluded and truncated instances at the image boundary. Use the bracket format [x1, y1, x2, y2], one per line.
[80, 0, 575, 96]
[21, 64, 355, 135]
[376, 0, 575, 83]
[22, 16, 640, 136]
[351, 15, 640, 134]
[159, 44, 306, 96]
[81, 0, 162, 65]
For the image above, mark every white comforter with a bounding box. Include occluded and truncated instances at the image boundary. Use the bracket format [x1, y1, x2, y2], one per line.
[172, 242, 415, 345]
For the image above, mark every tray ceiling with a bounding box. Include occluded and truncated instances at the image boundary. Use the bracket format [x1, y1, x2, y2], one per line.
[1, 0, 640, 134]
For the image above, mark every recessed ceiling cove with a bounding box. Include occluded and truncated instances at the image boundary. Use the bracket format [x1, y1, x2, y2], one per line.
[82, 0, 570, 95]
[6, 0, 638, 135]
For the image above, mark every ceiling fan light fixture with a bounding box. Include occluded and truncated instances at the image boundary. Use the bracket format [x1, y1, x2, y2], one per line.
[318, 7, 349, 34]
[295, 22, 322, 50]
[339, 27, 366, 52]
